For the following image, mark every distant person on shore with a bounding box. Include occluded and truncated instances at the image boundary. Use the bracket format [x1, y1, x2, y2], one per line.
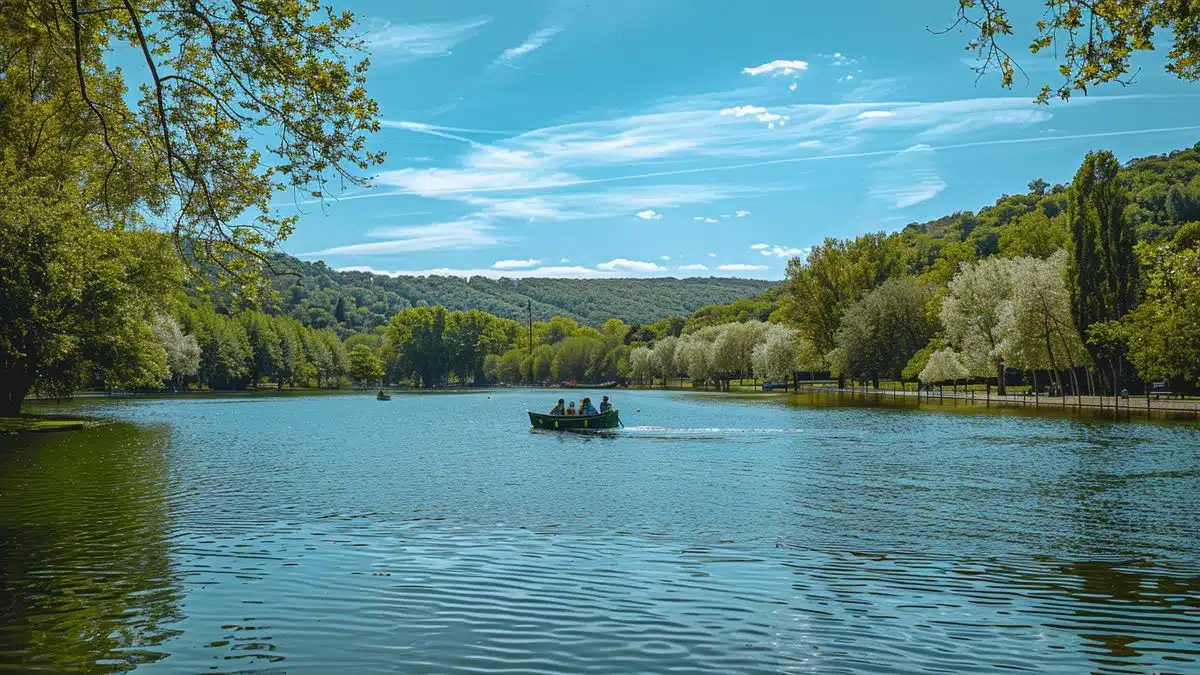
[579, 397, 598, 416]
[549, 399, 565, 415]
[566, 401, 577, 415]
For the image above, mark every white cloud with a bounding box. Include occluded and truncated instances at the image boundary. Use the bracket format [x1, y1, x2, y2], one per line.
[492, 258, 541, 269]
[660, 255, 671, 260]
[720, 105, 767, 117]
[303, 220, 502, 256]
[743, 59, 809, 76]
[708, 252, 717, 258]
[678, 264, 709, 272]
[340, 264, 616, 280]
[821, 52, 859, 67]
[635, 209, 664, 220]
[559, 257, 571, 263]
[754, 243, 809, 258]
[718, 264, 769, 272]
[597, 258, 667, 273]
[788, 82, 797, 92]
[693, 216, 719, 223]
[857, 110, 895, 120]
[497, 26, 560, 62]
[365, 17, 490, 62]
[735, 210, 751, 217]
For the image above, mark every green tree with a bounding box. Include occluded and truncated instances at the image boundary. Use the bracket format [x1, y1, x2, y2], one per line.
[347, 344, 384, 387]
[947, 0, 1200, 103]
[241, 313, 282, 386]
[334, 297, 349, 324]
[999, 209, 1068, 259]
[1067, 150, 1138, 391]
[836, 278, 937, 385]
[385, 306, 450, 387]
[1121, 241, 1200, 385]
[780, 233, 907, 384]
[6, 1, 382, 276]
[446, 310, 517, 385]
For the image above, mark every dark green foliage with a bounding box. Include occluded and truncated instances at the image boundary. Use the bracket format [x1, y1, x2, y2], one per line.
[1067, 151, 1138, 390]
[201, 257, 773, 331]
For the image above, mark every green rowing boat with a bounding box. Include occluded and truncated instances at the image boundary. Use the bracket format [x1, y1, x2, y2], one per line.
[528, 409, 620, 430]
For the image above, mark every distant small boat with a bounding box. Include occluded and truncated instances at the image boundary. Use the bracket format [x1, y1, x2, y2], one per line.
[528, 409, 619, 430]
[376, 393, 392, 401]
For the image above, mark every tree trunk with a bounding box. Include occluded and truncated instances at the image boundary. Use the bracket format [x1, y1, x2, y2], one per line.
[995, 361, 1007, 396]
[2, 374, 30, 416]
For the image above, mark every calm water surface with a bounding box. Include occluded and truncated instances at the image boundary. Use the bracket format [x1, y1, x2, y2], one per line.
[1, 391, 1197, 674]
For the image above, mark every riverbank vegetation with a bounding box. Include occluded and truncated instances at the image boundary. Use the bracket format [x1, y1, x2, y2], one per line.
[4, 2, 1200, 414]
[8, 142, 1200, 410]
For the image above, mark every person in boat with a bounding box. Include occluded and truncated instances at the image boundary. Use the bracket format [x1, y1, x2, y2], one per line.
[566, 401, 577, 415]
[599, 395, 612, 413]
[579, 397, 598, 416]
[549, 398, 566, 416]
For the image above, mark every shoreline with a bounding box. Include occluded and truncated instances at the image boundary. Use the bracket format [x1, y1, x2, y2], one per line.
[19, 383, 1199, 426]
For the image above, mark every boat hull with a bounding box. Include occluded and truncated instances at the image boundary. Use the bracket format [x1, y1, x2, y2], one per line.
[528, 409, 619, 430]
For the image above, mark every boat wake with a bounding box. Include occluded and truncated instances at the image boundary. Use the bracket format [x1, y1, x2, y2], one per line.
[623, 426, 805, 434]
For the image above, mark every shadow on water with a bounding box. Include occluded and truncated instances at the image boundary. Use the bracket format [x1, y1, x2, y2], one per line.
[0, 423, 182, 673]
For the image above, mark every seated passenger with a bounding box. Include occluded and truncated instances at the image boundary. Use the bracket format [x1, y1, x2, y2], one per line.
[579, 397, 598, 416]
[599, 396, 612, 413]
[549, 398, 565, 415]
[566, 401, 577, 415]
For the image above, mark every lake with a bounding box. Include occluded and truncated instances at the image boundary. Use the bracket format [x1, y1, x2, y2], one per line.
[1, 390, 1197, 673]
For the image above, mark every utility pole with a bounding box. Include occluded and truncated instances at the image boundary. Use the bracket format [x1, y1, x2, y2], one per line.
[527, 299, 533, 356]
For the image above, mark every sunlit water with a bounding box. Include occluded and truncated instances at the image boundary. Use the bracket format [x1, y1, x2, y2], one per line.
[1, 390, 1197, 673]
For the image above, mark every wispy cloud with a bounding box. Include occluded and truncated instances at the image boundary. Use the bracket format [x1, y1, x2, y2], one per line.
[635, 209, 664, 220]
[743, 60, 809, 76]
[303, 220, 503, 256]
[678, 264, 709, 272]
[870, 144, 946, 208]
[364, 17, 490, 63]
[693, 216, 719, 223]
[492, 258, 540, 269]
[497, 26, 560, 63]
[718, 263, 769, 272]
[735, 210, 751, 217]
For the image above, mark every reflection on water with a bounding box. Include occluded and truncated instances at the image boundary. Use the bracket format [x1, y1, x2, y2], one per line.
[1, 391, 1197, 673]
[0, 424, 181, 672]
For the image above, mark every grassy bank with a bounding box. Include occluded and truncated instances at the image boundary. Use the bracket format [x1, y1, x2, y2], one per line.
[0, 415, 92, 434]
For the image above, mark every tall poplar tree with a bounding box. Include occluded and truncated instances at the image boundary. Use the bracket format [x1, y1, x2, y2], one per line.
[1066, 151, 1138, 392]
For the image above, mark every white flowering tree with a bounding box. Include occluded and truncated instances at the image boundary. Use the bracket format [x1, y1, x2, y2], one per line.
[153, 315, 200, 392]
[652, 335, 680, 386]
[1002, 251, 1090, 394]
[710, 321, 769, 388]
[629, 346, 655, 385]
[919, 348, 969, 389]
[940, 256, 1015, 393]
[752, 324, 801, 382]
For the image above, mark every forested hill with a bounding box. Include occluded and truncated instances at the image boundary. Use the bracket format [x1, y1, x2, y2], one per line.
[203, 256, 775, 330]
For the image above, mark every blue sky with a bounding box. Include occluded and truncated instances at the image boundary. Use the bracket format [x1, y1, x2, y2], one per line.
[278, 0, 1200, 280]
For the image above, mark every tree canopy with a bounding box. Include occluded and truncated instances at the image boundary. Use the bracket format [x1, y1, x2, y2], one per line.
[947, 0, 1200, 103]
